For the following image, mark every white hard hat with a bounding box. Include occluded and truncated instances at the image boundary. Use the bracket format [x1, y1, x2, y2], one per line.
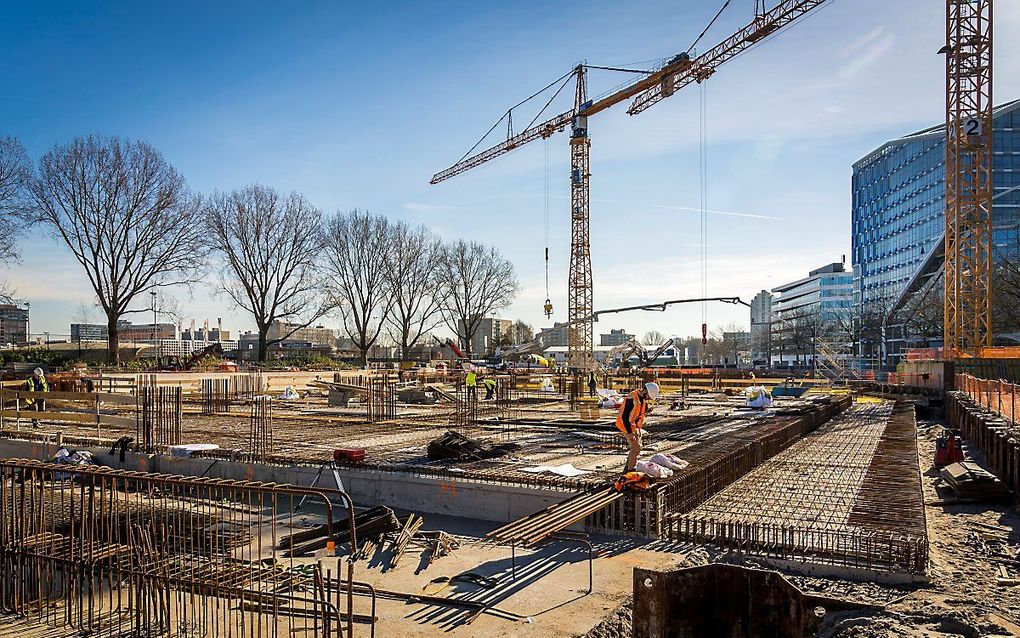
[33, 368, 44, 377]
[644, 382, 660, 399]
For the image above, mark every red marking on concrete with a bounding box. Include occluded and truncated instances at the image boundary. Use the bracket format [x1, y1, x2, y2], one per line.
[439, 481, 458, 498]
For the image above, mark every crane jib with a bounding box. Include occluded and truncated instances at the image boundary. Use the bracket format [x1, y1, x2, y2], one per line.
[430, 0, 832, 184]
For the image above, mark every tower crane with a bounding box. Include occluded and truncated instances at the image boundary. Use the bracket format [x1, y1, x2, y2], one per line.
[431, 0, 832, 372]
[432, 0, 995, 365]
[941, 0, 993, 357]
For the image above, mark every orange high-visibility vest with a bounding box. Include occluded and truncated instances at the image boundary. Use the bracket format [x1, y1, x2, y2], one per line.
[616, 389, 647, 434]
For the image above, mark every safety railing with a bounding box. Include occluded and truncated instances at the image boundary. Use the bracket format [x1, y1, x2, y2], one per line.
[955, 372, 1020, 427]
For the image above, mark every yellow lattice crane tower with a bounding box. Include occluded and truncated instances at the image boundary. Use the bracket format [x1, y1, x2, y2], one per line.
[943, 0, 994, 358]
[430, 1, 831, 370]
[567, 66, 594, 370]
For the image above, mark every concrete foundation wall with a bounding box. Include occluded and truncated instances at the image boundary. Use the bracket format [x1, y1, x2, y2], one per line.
[0, 438, 572, 524]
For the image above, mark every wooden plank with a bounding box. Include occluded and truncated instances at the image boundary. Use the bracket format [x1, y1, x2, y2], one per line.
[0, 389, 138, 405]
[0, 409, 135, 428]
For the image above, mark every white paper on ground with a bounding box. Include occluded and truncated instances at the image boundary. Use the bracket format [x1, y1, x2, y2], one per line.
[520, 463, 589, 477]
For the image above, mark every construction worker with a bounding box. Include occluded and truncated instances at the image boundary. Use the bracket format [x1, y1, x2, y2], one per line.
[483, 376, 497, 400]
[464, 368, 477, 401]
[24, 367, 48, 428]
[588, 370, 597, 398]
[616, 382, 660, 473]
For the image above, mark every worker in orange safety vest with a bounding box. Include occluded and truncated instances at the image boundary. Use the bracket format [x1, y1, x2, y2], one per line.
[616, 382, 659, 473]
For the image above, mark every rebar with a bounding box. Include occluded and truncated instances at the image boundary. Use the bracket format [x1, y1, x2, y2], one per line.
[948, 386, 1020, 495]
[0, 458, 359, 637]
[664, 400, 929, 574]
[136, 385, 182, 452]
[200, 378, 231, 414]
[249, 395, 274, 462]
[366, 377, 396, 422]
[233, 371, 265, 401]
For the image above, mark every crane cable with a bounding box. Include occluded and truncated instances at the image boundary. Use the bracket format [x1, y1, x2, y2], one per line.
[699, 81, 709, 353]
[686, 0, 732, 56]
[543, 137, 553, 318]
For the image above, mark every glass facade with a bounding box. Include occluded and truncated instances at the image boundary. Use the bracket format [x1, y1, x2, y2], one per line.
[852, 99, 1020, 323]
[770, 263, 853, 368]
[773, 266, 853, 322]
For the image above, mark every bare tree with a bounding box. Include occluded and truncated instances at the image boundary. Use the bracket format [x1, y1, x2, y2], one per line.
[901, 279, 944, 346]
[436, 240, 519, 355]
[383, 221, 443, 361]
[205, 185, 326, 362]
[72, 300, 99, 356]
[512, 319, 534, 344]
[322, 210, 393, 367]
[30, 136, 202, 364]
[642, 330, 665, 346]
[715, 322, 748, 366]
[0, 135, 32, 301]
[790, 312, 822, 367]
[0, 135, 31, 263]
[994, 246, 1020, 334]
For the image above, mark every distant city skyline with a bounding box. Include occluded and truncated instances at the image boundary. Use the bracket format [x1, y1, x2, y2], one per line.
[2, 1, 1019, 341]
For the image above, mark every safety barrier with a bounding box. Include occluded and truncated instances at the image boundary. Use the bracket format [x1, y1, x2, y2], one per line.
[947, 384, 1020, 497]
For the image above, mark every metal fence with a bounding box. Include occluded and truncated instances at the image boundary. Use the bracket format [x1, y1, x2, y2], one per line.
[955, 372, 1020, 426]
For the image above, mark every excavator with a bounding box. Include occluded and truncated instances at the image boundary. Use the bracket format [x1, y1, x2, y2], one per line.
[432, 336, 468, 364]
[603, 336, 685, 371]
[155, 343, 224, 372]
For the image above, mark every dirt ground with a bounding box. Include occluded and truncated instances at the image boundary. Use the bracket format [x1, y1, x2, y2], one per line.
[812, 420, 1020, 638]
[580, 417, 1020, 638]
[2, 408, 1017, 637]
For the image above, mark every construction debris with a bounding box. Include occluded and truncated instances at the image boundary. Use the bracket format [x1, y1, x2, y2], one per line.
[427, 430, 521, 461]
[422, 530, 460, 567]
[940, 461, 1013, 501]
[280, 505, 401, 557]
[388, 513, 425, 569]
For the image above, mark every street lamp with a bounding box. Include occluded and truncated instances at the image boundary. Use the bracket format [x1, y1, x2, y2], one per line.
[150, 291, 158, 359]
[25, 301, 30, 347]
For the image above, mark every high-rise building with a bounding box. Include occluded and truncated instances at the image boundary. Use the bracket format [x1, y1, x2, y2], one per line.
[536, 322, 570, 349]
[852, 98, 1020, 361]
[771, 263, 853, 368]
[462, 317, 512, 356]
[0, 304, 28, 345]
[71, 323, 108, 341]
[118, 322, 176, 342]
[749, 290, 772, 365]
[182, 319, 231, 343]
[599, 329, 634, 347]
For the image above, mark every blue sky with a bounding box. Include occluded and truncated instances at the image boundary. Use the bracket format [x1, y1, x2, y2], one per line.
[2, 0, 1019, 341]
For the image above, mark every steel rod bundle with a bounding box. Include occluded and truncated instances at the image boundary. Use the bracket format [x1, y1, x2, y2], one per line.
[136, 385, 182, 452]
[249, 395, 274, 462]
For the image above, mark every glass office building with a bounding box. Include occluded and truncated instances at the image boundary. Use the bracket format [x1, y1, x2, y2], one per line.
[770, 263, 854, 368]
[851, 98, 1020, 364]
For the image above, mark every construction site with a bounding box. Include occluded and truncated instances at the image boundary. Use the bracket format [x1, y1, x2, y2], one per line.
[0, 361, 1013, 637]
[0, 0, 1018, 637]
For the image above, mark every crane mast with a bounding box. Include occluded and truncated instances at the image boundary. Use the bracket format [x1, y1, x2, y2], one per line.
[944, 0, 993, 357]
[568, 66, 594, 369]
